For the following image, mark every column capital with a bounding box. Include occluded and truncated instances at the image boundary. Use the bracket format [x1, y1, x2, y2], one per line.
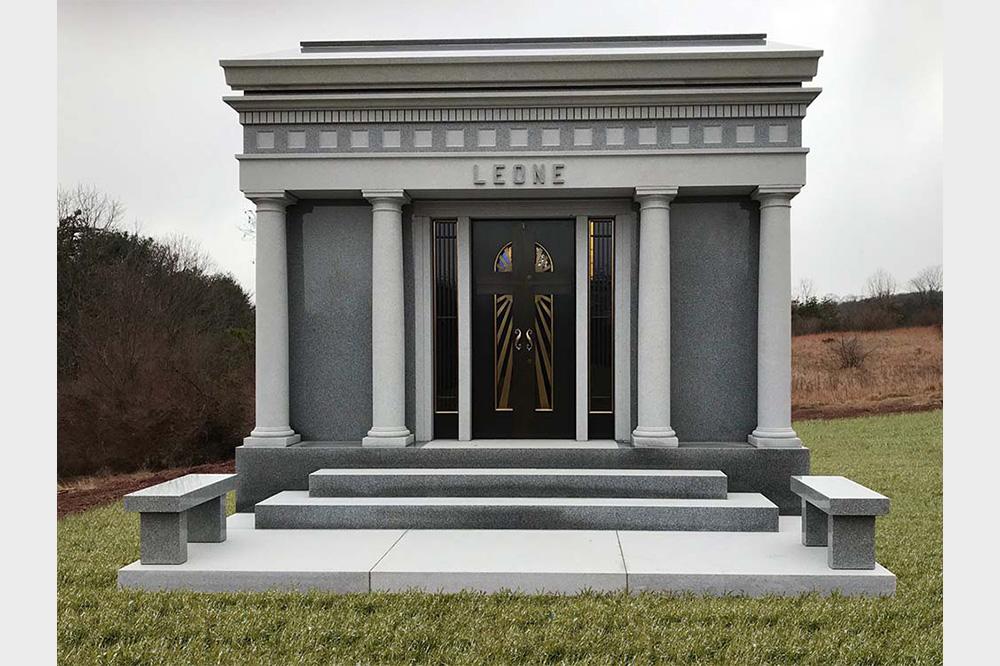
[245, 191, 298, 211]
[363, 189, 410, 207]
[634, 186, 679, 206]
[753, 185, 801, 206]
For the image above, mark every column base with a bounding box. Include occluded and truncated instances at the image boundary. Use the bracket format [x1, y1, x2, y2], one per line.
[362, 433, 415, 448]
[243, 434, 301, 448]
[748, 428, 802, 449]
[631, 427, 679, 448]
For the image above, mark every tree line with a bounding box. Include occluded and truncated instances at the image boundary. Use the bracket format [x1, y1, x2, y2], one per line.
[792, 267, 943, 336]
[57, 186, 254, 477]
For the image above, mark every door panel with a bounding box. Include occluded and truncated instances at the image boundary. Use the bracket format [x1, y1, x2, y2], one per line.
[472, 219, 575, 438]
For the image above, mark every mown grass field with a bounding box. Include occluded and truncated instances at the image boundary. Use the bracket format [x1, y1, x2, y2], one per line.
[57, 411, 942, 665]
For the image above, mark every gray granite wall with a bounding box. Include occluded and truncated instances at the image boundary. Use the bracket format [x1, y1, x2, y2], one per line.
[286, 201, 374, 441]
[670, 197, 760, 442]
[287, 201, 416, 441]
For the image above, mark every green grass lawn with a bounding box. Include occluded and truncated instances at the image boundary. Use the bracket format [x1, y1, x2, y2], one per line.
[58, 411, 942, 665]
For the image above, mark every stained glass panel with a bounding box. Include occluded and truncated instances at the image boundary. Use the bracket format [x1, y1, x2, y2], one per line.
[494, 242, 512, 272]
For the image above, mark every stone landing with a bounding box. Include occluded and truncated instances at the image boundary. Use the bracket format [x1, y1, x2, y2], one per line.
[118, 514, 896, 596]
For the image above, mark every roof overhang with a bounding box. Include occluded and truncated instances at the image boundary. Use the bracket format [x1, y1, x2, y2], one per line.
[221, 34, 823, 93]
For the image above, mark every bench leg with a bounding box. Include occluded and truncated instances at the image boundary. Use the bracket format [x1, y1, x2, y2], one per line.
[801, 499, 828, 546]
[828, 515, 876, 569]
[139, 512, 188, 564]
[187, 496, 227, 543]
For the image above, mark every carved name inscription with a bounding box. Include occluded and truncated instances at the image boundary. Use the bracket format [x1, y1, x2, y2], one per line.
[473, 163, 565, 186]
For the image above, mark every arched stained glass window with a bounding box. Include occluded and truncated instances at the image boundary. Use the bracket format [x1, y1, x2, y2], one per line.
[535, 243, 553, 272]
[494, 243, 512, 272]
[494, 242, 554, 273]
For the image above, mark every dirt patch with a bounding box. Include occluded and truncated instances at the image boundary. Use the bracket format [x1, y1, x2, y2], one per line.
[58, 459, 235, 518]
[793, 400, 941, 422]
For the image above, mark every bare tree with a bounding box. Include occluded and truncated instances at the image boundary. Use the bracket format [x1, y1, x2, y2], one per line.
[865, 269, 897, 302]
[795, 278, 815, 304]
[162, 233, 216, 274]
[239, 208, 256, 239]
[910, 265, 943, 299]
[57, 184, 125, 229]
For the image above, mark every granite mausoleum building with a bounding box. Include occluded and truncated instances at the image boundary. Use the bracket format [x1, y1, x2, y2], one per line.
[118, 35, 896, 596]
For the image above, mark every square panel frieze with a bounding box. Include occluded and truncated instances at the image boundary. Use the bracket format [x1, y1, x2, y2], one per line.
[245, 118, 800, 154]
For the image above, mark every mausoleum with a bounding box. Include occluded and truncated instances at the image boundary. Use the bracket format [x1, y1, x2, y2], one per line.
[118, 34, 897, 596]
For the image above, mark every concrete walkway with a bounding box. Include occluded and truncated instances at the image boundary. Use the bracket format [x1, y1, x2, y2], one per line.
[118, 514, 895, 596]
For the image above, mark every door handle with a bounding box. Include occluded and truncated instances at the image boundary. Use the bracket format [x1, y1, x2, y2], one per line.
[525, 328, 534, 352]
[514, 327, 522, 350]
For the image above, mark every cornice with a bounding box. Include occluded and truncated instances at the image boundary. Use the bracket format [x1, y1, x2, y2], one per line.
[235, 102, 814, 126]
[224, 86, 820, 113]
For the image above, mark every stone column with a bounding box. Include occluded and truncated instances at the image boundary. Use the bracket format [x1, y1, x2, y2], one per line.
[362, 189, 414, 447]
[244, 193, 300, 447]
[632, 186, 679, 448]
[749, 186, 803, 448]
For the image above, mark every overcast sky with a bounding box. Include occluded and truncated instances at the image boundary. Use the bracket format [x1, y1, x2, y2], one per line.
[58, 0, 942, 299]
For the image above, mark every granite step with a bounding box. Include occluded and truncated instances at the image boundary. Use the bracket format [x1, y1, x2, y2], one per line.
[254, 492, 779, 531]
[308, 468, 728, 499]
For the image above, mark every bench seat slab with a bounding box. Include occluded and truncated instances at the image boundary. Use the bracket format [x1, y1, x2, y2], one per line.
[124, 474, 237, 513]
[790, 476, 889, 516]
[140, 512, 188, 565]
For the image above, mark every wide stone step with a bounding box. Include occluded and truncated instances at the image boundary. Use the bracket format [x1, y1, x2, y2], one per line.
[308, 468, 728, 499]
[234, 444, 810, 515]
[254, 492, 778, 531]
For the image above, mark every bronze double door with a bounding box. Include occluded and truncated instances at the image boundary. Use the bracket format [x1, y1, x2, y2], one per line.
[472, 219, 575, 438]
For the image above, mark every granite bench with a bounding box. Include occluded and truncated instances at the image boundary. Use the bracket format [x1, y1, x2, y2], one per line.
[791, 475, 890, 570]
[123, 474, 237, 564]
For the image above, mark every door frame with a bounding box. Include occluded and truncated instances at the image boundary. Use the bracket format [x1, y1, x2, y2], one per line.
[413, 198, 635, 442]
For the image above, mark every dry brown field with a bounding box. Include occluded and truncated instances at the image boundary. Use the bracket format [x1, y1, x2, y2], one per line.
[793, 325, 942, 420]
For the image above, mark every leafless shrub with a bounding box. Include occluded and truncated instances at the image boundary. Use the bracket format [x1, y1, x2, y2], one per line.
[830, 336, 875, 370]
